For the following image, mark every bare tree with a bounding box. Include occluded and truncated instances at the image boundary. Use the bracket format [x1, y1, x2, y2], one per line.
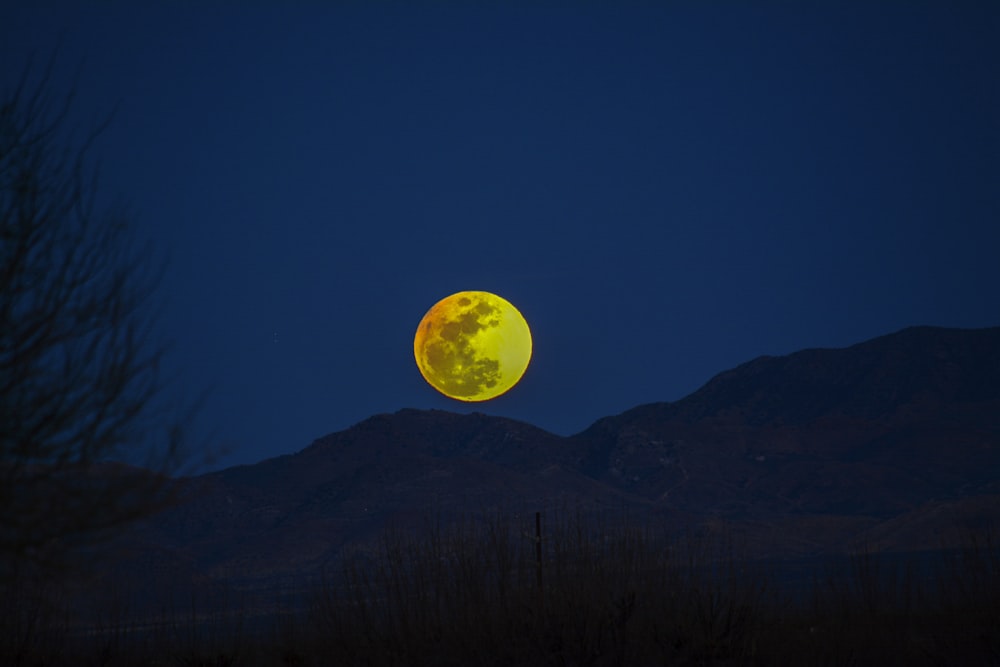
[0, 60, 194, 580]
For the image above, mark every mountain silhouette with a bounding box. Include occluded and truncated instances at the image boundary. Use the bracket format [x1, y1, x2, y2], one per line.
[108, 325, 1000, 614]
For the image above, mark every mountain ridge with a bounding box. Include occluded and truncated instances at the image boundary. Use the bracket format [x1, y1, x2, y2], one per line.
[104, 324, 1000, 614]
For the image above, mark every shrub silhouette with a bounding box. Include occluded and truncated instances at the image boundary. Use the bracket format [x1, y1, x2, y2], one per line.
[1, 507, 998, 666]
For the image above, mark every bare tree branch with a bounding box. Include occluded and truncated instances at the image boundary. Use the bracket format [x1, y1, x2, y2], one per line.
[1, 58, 199, 581]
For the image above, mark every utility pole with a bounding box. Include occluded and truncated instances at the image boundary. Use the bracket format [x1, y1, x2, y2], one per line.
[535, 511, 543, 602]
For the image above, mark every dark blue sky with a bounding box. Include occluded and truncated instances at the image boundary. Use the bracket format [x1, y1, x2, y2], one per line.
[3, 3, 998, 471]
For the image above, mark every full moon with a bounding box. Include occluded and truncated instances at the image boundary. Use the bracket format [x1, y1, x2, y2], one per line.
[413, 291, 532, 401]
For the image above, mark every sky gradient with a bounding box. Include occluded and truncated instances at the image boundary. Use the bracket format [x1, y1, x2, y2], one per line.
[3, 3, 998, 471]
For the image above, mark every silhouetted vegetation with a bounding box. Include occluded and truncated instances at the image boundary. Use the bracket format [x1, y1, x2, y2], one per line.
[2, 507, 997, 666]
[1, 57, 198, 582]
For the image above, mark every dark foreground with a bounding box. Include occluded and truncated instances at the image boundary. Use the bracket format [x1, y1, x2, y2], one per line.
[3, 510, 998, 666]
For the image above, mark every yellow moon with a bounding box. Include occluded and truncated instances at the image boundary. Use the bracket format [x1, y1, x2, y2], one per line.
[414, 291, 532, 401]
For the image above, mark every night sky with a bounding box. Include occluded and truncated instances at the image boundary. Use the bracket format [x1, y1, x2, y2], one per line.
[3, 3, 998, 471]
